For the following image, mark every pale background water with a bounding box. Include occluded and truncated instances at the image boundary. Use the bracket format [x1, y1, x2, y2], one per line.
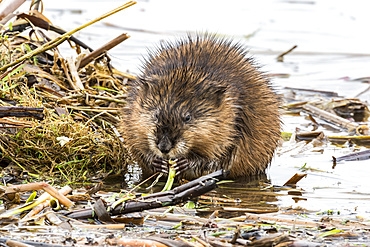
[18, 0, 370, 217]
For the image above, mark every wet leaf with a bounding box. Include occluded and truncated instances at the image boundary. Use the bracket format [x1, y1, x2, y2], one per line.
[318, 229, 343, 238]
[25, 191, 37, 203]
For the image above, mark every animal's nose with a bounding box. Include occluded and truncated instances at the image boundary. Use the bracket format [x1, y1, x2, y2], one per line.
[158, 135, 172, 154]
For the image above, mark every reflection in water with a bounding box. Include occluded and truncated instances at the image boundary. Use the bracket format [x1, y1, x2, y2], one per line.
[210, 177, 280, 218]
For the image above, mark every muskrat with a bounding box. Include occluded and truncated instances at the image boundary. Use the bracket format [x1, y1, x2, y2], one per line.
[122, 35, 281, 180]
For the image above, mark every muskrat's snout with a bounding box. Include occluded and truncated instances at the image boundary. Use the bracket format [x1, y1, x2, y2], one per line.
[157, 135, 173, 154]
[155, 125, 177, 156]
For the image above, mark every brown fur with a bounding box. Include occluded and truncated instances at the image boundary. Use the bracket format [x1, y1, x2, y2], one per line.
[121, 35, 281, 179]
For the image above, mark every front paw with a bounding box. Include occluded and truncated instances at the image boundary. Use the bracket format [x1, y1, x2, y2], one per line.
[152, 158, 169, 174]
[171, 158, 189, 175]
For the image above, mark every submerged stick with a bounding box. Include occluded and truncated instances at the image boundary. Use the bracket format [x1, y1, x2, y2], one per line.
[0, 1, 137, 72]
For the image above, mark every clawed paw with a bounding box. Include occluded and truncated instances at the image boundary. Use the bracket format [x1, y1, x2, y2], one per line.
[171, 158, 189, 175]
[152, 157, 190, 175]
[152, 158, 169, 174]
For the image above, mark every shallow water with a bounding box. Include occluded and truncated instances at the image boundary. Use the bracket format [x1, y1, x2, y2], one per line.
[35, 0, 370, 219]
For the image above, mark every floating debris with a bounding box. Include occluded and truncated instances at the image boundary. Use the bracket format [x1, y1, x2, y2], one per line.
[333, 149, 370, 163]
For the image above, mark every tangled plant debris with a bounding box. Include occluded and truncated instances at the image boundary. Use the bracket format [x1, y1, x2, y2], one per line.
[0, 1, 135, 183]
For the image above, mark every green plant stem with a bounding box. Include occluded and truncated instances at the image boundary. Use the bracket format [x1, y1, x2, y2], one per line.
[161, 166, 176, 192]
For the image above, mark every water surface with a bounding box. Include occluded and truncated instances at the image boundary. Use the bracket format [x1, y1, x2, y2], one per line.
[36, 0, 370, 219]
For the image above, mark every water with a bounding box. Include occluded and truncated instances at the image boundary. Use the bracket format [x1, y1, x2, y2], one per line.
[30, 0, 370, 218]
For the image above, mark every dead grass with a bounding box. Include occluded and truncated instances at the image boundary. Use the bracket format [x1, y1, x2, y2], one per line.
[0, 8, 133, 183]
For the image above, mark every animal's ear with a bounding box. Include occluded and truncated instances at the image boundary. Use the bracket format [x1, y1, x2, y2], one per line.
[137, 75, 157, 85]
[214, 86, 227, 96]
[135, 74, 160, 94]
[209, 84, 228, 108]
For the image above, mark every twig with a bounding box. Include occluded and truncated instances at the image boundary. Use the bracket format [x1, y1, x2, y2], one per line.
[66, 57, 84, 90]
[3, 183, 73, 208]
[85, 93, 126, 103]
[0, 60, 25, 81]
[192, 236, 211, 247]
[72, 223, 126, 229]
[79, 33, 130, 69]
[1, 239, 34, 247]
[230, 226, 241, 244]
[0, 0, 26, 22]
[1, 183, 73, 217]
[22, 186, 73, 220]
[63, 170, 228, 219]
[0, 117, 34, 128]
[302, 104, 360, 132]
[65, 105, 121, 113]
[17, 13, 94, 51]
[112, 68, 136, 80]
[107, 238, 168, 247]
[333, 149, 370, 162]
[0, 106, 44, 119]
[354, 85, 370, 98]
[0, 1, 137, 72]
[0, 237, 66, 247]
[277, 45, 297, 62]
[245, 212, 321, 227]
[140, 169, 228, 200]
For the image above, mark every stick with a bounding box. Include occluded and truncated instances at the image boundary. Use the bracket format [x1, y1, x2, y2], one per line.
[354, 84, 370, 98]
[78, 33, 130, 69]
[277, 45, 297, 62]
[0, 118, 34, 128]
[0, 1, 137, 72]
[302, 104, 359, 132]
[1, 184, 73, 217]
[140, 169, 228, 200]
[0, 0, 26, 22]
[245, 212, 322, 227]
[17, 13, 94, 52]
[73, 223, 126, 229]
[107, 239, 168, 247]
[283, 173, 307, 187]
[0, 237, 66, 247]
[0, 106, 44, 119]
[63, 170, 228, 219]
[22, 186, 73, 220]
[333, 149, 370, 162]
[3, 183, 74, 208]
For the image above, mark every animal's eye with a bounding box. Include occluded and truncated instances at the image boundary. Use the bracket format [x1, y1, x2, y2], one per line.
[184, 113, 192, 123]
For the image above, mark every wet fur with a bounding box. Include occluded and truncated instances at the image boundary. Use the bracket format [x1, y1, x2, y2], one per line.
[122, 35, 281, 179]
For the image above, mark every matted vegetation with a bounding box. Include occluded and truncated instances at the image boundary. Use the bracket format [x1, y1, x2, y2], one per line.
[0, 1, 134, 183]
